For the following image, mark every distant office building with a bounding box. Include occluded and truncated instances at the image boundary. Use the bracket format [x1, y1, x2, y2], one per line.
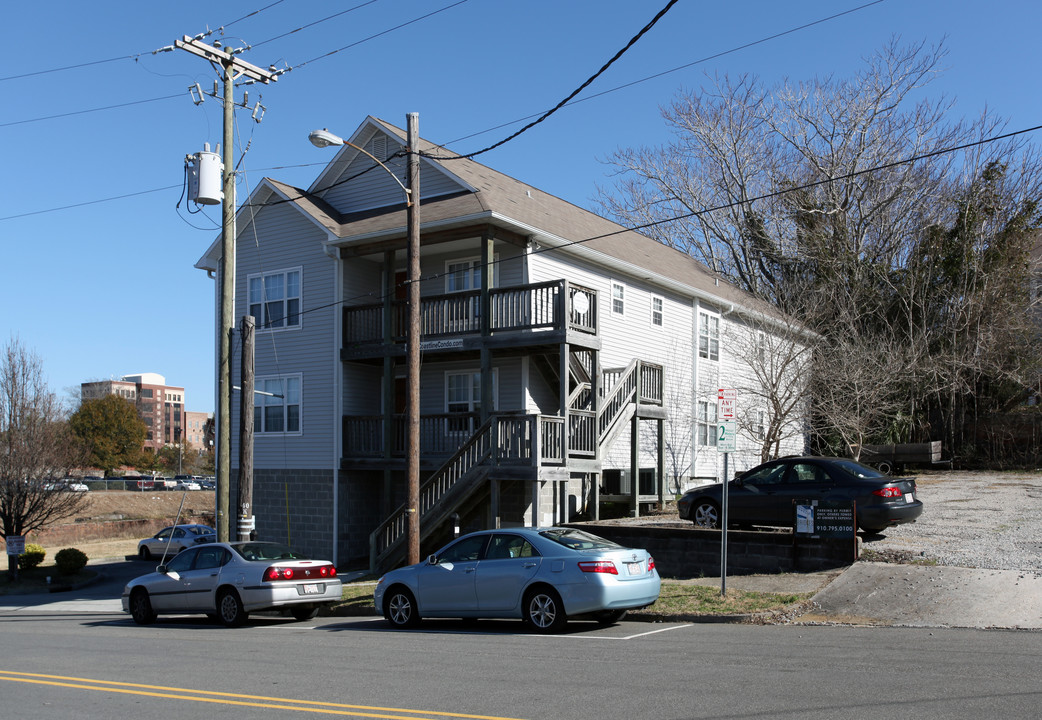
[184, 410, 214, 454]
[81, 373, 185, 451]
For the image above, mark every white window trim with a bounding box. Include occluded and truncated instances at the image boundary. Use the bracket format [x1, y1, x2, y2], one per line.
[443, 369, 499, 413]
[698, 310, 721, 362]
[247, 266, 303, 333]
[443, 256, 498, 293]
[254, 373, 303, 436]
[651, 296, 664, 328]
[610, 280, 626, 316]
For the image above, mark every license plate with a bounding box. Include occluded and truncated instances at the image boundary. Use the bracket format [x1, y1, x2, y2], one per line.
[904, 493, 914, 503]
[626, 562, 643, 576]
[301, 583, 322, 595]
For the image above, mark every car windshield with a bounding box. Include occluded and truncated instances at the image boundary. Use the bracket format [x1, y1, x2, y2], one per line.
[829, 459, 886, 479]
[231, 542, 309, 562]
[540, 529, 621, 551]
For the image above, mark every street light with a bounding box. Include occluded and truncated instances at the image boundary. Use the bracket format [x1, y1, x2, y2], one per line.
[309, 115, 422, 565]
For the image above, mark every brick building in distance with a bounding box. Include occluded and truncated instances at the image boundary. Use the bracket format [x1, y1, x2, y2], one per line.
[81, 373, 186, 452]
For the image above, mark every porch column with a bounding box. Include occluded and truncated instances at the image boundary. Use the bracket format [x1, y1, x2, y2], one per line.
[657, 417, 665, 508]
[630, 413, 640, 518]
[559, 342, 569, 461]
[480, 230, 494, 421]
[381, 252, 395, 516]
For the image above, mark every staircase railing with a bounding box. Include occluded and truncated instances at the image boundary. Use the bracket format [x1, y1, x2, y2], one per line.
[368, 413, 564, 572]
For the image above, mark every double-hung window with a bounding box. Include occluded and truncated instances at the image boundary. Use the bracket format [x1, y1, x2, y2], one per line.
[651, 296, 664, 327]
[445, 370, 496, 434]
[698, 312, 720, 361]
[697, 400, 717, 447]
[254, 375, 301, 434]
[249, 268, 301, 330]
[611, 282, 625, 315]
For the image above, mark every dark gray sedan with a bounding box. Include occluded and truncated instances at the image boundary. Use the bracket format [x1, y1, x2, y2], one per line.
[677, 456, 923, 533]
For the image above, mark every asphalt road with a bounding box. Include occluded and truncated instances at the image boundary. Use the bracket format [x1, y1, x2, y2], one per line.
[2, 580, 1041, 720]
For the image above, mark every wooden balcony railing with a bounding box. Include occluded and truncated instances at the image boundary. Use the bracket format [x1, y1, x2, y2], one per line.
[343, 280, 597, 348]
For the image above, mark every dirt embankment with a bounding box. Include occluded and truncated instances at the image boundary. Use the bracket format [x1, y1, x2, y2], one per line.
[18, 491, 216, 556]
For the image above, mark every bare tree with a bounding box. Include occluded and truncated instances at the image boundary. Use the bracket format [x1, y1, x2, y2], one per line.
[602, 38, 1042, 462]
[0, 338, 89, 579]
[726, 317, 814, 463]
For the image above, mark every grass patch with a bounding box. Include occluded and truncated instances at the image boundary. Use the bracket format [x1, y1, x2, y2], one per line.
[631, 583, 809, 617]
[330, 579, 809, 619]
[0, 565, 96, 595]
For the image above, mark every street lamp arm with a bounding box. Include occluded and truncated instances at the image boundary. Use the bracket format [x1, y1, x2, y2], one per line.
[308, 129, 411, 203]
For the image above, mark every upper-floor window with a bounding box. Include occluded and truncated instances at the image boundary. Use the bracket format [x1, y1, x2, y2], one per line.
[699, 312, 720, 361]
[254, 375, 301, 434]
[611, 282, 625, 315]
[249, 268, 301, 330]
[651, 297, 663, 327]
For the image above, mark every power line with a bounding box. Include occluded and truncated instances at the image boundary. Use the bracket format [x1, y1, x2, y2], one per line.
[0, 93, 183, 128]
[445, 0, 888, 147]
[423, 0, 681, 161]
[0, 1, 289, 83]
[273, 0, 469, 76]
[251, 1, 383, 48]
[274, 121, 1042, 328]
[0, 185, 180, 222]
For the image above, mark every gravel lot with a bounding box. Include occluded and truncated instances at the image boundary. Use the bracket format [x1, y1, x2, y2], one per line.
[861, 470, 1042, 572]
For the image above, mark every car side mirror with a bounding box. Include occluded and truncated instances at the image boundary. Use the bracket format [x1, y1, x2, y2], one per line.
[426, 554, 438, 566]
[157, 565, 167, 574]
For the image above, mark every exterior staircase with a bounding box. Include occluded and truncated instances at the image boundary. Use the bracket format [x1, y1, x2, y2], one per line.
[367, 359, 662, 573]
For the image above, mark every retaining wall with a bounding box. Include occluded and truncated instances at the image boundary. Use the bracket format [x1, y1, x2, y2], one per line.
[569, 523, 859, 577]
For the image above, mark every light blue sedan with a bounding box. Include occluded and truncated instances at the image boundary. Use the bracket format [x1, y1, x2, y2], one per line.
[373, 527, 660, 632]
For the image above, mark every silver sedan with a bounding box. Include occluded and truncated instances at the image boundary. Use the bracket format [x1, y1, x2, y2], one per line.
[122, 541, 342, 626]
[137, 524, 215, 560]
[374, 527, 660, 633]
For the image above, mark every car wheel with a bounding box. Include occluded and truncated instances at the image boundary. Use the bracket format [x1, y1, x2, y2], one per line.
[217, 589, 248, 627]
[691, 500, 720, 529]
[384, 586, 420, 628]
[523, 586, 567, 633]
[129, 589, 156, 625]
[291, 607, 319, 621]
[138, 546, 151, 561]
[593, 609, 627, 625]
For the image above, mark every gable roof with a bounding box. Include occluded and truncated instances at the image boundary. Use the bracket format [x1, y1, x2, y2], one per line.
[197, 116, 789, 326]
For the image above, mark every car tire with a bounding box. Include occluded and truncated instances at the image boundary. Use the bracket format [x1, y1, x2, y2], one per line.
[129, 589, 156, 625]
[291, 606, 319, 621]
[384, 586, 420, 629]
[217, 589, 248, 627]
[691, 500, 720, 529]
[523, 586, 567, 633]
[593, 609, 627, 625]
[138, 546, 151, 561]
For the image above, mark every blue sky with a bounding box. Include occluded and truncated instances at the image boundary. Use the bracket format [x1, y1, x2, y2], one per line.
[2, 0, 1040, 414]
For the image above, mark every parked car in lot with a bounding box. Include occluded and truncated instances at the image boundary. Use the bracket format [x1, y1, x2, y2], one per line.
[44, 479, 89, 492]
[122, 541, 341, 626]
[373, 527, 660, 633]
[175, 479, 201, 491]
[137, 524, 216, 561]
[677, 456, 924, 533]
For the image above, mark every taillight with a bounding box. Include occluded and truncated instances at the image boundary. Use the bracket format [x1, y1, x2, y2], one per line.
[873, 486, 903, 498]
[264, 565, 337, 581]
[647, 556, 656, 572]
[578, 561, 618, 575]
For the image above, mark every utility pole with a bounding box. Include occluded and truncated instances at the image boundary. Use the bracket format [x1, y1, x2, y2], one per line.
[175, 36, 276, 542]
[238, 315, 255, 541]
[406, 113, 421, 565]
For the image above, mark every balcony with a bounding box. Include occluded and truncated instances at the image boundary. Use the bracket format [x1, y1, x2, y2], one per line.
[342, 280, 598, 359]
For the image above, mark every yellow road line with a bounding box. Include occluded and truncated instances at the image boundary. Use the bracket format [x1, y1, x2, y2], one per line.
[0, 670, 529, 720]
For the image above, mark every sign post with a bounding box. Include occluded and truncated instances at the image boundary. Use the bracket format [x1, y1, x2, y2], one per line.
[717, 389, 737, 596]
